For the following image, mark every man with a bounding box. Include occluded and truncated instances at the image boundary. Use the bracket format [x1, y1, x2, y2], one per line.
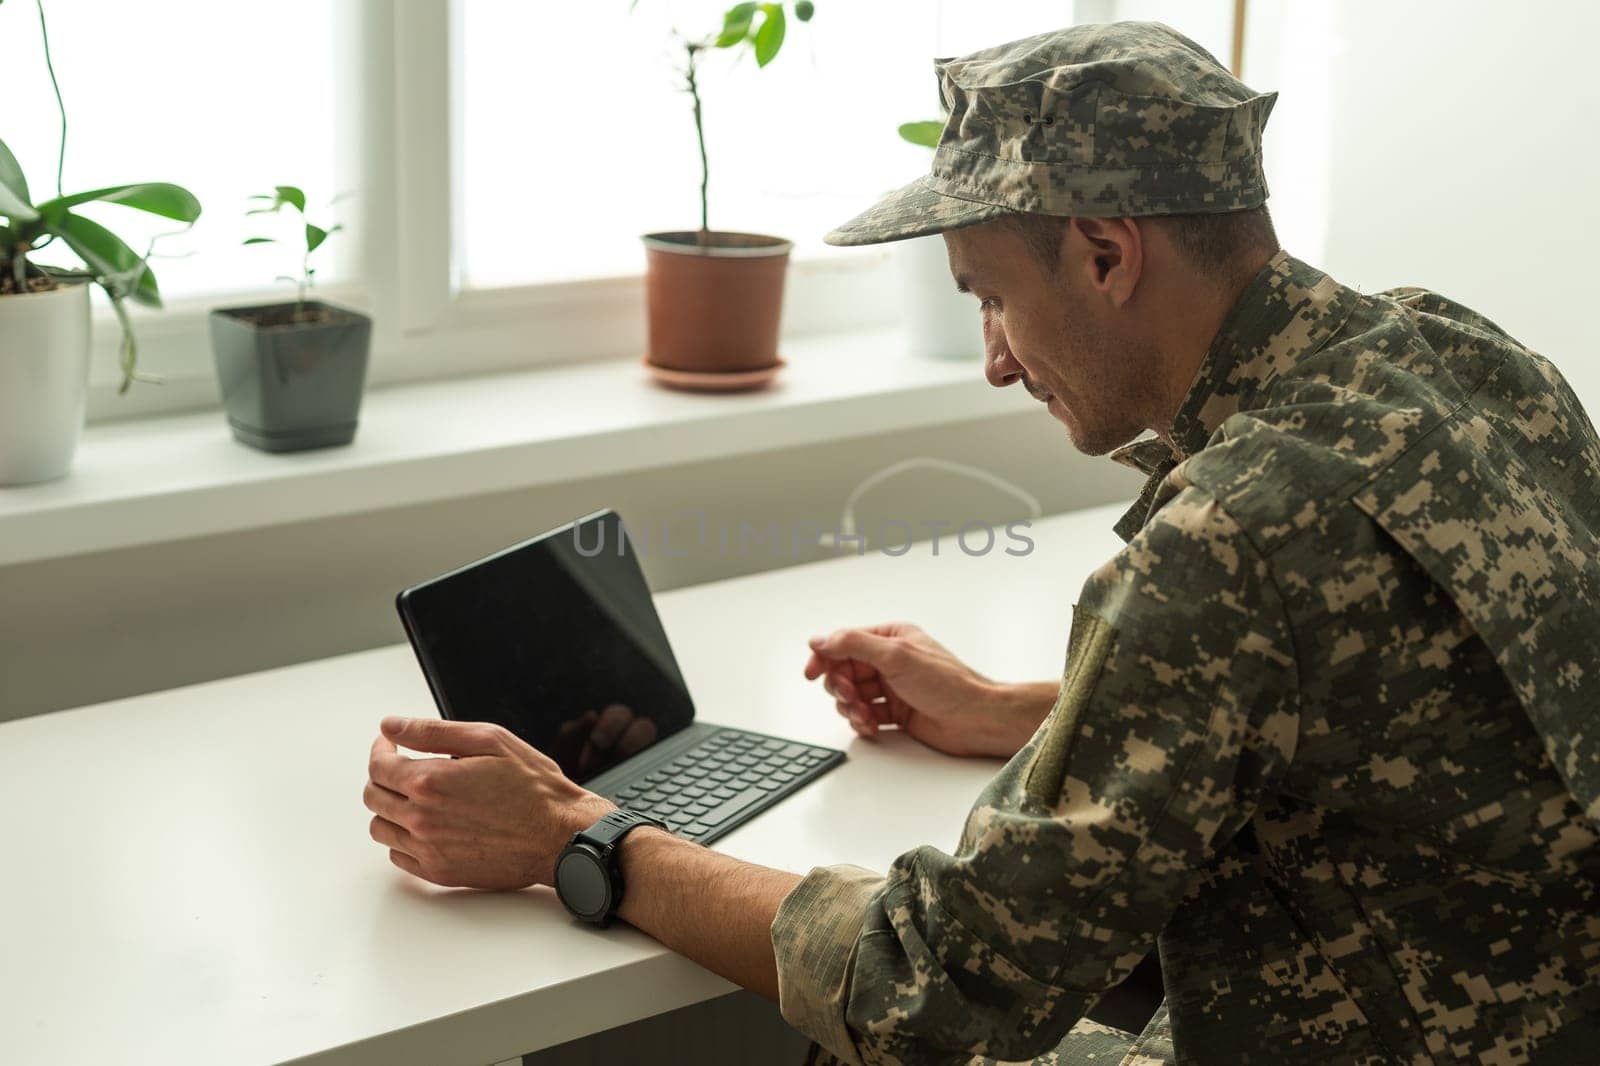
[364, 22, 1600, 1064]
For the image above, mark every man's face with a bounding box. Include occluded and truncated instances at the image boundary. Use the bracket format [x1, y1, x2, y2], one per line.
[944, 221, 1155, 455]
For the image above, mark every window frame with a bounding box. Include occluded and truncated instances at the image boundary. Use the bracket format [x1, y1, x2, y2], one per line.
[84, 0, 900, 425]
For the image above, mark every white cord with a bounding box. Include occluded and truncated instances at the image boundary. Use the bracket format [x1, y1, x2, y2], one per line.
[817, 456, 1043, 550]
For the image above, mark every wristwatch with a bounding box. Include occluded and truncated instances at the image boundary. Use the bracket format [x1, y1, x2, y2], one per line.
[554, 809, 669, 927]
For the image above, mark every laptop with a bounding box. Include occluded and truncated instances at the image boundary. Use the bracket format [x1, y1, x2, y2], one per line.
[394, 509, 845, 845]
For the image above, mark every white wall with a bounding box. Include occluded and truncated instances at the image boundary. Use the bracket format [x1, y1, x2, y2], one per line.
[0, 412, 1140, 721]
[1313, 1, 1600, 407]
[1134, 0, 1600, 406]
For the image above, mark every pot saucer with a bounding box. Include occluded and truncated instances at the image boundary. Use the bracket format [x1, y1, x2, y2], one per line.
[643, 358, 785, 393]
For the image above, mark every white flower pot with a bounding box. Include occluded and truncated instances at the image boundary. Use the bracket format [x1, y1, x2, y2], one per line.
[892, 234, 984, 360]
[0, 282, 92, 486]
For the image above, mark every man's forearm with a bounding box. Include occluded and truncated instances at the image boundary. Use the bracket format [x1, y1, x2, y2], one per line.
[615, 827, 800, 1001]
[604, 679, 1057, 999]
[976, 679, 1060, 756]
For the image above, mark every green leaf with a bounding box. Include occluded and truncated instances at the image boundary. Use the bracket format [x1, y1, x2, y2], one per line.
[0, 179, 36, 222]
[242, 236, 276, 245]
[48, 211, 162, 308]
[0, 137, 36, 221]
[35, 182, 201, 224]
[274, 185, 306, 213]
[898, 120, 944, 148]
[716, 1, 757, 46]
[794, 0, 814, 21]
[753, 3, 786, 66]
[305, 223, 329, 253]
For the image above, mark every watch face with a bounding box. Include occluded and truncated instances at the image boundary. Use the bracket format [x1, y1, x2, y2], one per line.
[556, 846, 611, 920]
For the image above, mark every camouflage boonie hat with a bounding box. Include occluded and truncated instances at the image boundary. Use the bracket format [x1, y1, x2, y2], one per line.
[826, 21, 1278, 246]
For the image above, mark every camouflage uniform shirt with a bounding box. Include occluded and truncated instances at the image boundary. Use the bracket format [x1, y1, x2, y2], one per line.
[769, 252, 1600, 1064]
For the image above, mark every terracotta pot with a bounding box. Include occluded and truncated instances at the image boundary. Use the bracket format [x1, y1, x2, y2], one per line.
[642, 231, 792, 374]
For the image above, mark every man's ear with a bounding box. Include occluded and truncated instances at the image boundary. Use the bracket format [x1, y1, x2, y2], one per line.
[1067, 216, 1143, 307]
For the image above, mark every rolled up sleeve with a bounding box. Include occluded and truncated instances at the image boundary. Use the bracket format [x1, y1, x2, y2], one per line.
[771, 863, 885, 1062]
[769, 488, 1300, 1064]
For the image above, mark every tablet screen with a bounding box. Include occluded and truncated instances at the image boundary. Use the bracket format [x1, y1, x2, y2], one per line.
[397, 511, 696, 782]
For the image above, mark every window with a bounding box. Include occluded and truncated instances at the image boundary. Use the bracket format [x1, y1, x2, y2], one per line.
[4, 0, 351, 302]
[6, 0, 1586, 424]
[456, 0, 1078, 289]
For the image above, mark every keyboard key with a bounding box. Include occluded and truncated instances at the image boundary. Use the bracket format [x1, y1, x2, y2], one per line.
[684, 822, 711, 836]
[761, 739, 785, 751]
[779, 744, 808, 759]
[700, 787, 767, 827]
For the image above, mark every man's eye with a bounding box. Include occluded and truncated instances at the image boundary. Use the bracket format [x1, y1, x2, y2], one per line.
[979, 297, 1001, 313]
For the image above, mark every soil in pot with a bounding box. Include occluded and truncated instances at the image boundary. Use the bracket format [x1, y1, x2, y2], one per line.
[643, 230, 792, 377]
[0, 272, 61, 297]
[223, 301, 363, 329]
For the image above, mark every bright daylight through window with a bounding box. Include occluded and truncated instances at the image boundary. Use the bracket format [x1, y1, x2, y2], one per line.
[3, 0, 346, 303]
[456, 0, 1084, 288]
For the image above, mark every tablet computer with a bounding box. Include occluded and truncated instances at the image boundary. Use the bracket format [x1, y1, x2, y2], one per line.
[394, 509, 843, 843]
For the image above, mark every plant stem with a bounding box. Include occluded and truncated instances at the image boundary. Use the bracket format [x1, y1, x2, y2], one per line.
[685, 42, 710, 244]
[36, 0, 67, 197]
[108, 291, 136, 394]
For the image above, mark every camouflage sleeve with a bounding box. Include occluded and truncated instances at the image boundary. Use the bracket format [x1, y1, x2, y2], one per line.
[770, 488, 1300, 1064]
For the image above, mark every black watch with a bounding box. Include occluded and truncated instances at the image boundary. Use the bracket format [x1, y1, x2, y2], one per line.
[554, 809, 669, 927]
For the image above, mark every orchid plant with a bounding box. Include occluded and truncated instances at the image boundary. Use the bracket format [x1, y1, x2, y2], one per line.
[0, 0, 201, 393]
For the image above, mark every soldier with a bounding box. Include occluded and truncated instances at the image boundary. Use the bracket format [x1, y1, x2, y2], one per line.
[364, 21, 1600, 1064]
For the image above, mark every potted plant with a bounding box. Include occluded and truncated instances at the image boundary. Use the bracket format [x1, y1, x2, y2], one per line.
[0, 1, 201, 485]
[641, 0, 815, 392]
[209, 186, 371, 453]
[893, 118, 982, 361]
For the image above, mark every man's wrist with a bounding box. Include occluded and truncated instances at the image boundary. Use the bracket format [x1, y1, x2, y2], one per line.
[613, 823, 691, 926]
[560, 794, 619, 839]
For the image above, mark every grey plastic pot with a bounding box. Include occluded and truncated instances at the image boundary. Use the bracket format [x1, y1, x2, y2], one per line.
[209, 300, 372, 453]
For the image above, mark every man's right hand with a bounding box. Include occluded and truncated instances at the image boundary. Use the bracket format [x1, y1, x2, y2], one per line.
[803, 622, 1057, 759]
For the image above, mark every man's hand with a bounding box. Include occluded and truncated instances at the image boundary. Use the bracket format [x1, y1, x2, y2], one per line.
[364, 717, 613, 889]
[805, 622, 1056, 759]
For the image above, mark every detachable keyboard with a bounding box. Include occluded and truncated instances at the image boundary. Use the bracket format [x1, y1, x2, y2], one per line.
[600, 727, 845, 845]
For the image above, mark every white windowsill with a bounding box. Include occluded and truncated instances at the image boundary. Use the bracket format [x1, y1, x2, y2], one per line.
[0, 329, 1021, 568]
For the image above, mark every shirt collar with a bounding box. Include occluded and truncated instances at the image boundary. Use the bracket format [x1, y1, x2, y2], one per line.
[1108, 251, 1359, 541]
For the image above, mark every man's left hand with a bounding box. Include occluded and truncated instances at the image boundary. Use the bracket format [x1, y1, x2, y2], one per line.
[364, 717, 614, 890]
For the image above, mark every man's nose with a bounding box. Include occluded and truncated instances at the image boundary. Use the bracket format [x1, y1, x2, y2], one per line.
[983, 325, 1024, 389]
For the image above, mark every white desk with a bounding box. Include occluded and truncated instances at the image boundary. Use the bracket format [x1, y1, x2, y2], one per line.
[0, 503, 1127, 1066]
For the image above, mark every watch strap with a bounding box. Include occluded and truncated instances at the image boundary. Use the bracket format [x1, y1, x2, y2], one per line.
[577, 808, 668, 851]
